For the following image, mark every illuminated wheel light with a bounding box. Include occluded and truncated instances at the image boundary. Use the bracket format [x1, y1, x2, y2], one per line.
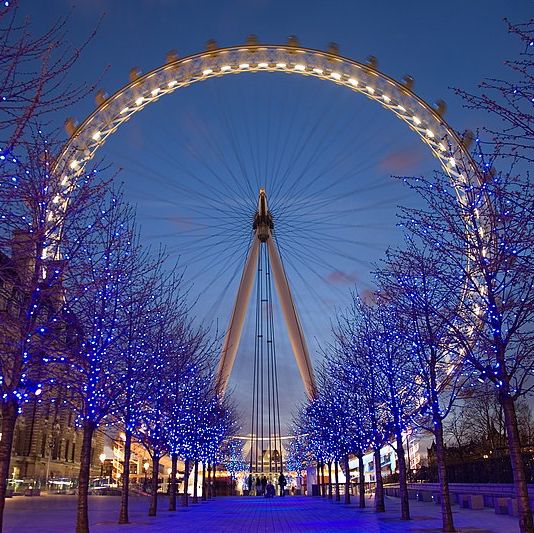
[294, 64, 306, 71]
[202, 69, 213, 76]
[239, 63, 250, 69]
[52, 195, 60, 204]
[135, 97, 144, 106]
[331, 72, 341, 80]
[69, 160, 79, 170]
[52, 44, 478, 274]
[151, 88, 160, 96]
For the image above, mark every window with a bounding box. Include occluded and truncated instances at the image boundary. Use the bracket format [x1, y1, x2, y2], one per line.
[381, 453, 391, 466]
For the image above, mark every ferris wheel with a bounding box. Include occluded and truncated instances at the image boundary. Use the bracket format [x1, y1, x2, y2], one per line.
[52, 37, 479, 473]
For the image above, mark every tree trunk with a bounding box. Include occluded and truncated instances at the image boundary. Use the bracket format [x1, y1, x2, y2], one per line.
[320, 462, 326, 497]
[148, 454, 159, 516]
[182, 458, 190, 507]
[211, 462, 216, 497]
[373, 447, 385, 512]
[201, 462, 207, 501]
[76, 420, 96, 533]
[118, 430, 132, 524]
[501, 392, 534, 533]
[357, 454, 365, 508]
[327, 461, 333, 499]
[0, 397, 18, 533]
[168, 453, 178, 511]
[207, 463, 212, 499]
[193, 460, 199, 503]
[396, 430, 410, 520]
[344, 455, 351, 504]
[434, 419, 455, 532]
[334, 459, 340, 502]
[316, 463, 321, 496]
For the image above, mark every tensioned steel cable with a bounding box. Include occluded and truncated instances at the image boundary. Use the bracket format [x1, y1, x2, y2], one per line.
[252, 244, 262, 474]
[265, 247, 273, 474]
[259, 243, 265, 473]
[263, 241, 283, 472]
[250, 251, 258, 474]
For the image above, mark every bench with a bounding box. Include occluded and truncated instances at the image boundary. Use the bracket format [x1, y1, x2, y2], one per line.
[458, 494, 484, 510]
[494, 497, 511, 515]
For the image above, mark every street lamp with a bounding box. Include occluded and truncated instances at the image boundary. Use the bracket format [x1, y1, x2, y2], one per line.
[99, 453, 106, 479]
[143, 461, 150, 491]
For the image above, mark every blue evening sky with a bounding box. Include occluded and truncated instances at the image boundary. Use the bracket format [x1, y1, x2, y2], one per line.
[23, 0, 532, 433]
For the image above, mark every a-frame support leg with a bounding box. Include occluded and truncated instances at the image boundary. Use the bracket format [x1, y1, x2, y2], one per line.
[215, 236, 260, 395]
[267, 236, 317, 399]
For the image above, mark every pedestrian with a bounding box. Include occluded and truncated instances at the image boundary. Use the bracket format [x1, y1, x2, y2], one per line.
[265, 480, 275, 498]
[261, 475, 267, 496]
[247, 473, 253, 495]
[278, 472, 287, 496]
[255, 475, 262, 496]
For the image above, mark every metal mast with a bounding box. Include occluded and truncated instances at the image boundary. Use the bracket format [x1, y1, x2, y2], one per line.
[215, 188, 317, 399]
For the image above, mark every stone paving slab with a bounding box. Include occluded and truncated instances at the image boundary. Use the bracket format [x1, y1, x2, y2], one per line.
[4, 494, 519, 532]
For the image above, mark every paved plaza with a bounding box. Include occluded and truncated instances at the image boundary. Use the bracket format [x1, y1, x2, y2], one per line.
[4, 494, 519, 532]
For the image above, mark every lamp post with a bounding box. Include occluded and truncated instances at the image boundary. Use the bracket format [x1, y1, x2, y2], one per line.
[143, 461, 149, 492]
[99, 453, 106, 479]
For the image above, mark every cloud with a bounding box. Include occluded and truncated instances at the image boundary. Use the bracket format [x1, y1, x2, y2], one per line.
[326, 270, 358, 285]
[169, 215, 195, 230]
[378, 144, 426, 174]
[361, 289, 377, 305]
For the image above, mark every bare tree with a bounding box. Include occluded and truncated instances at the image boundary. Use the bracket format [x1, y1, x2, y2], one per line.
[0, 128, 106, 531]
[0, 3, 97, 149]
[455, 19, 534, 163]
[162, 319, 215, 511]
[376, 242, 468, 532]
[327, 296, 394, 513]
[113, 256, 181, 524]
[59, 191, 156, 533]
[367, 300, 416, 520]
[400, 151, 534, 532]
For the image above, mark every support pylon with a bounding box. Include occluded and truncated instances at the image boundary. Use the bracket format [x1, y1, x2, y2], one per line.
[215, 189, 317, 399]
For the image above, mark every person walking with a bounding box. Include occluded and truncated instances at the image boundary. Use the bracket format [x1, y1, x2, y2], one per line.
[265, 480, 275, 498]
[261, 475, 267, 496]
[247, 473, 253, 495]
[278, 472, 287, 496]
[255, 475, 262, 496]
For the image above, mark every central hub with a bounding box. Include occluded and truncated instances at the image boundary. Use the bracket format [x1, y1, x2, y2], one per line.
[253, 188, 273, 242]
